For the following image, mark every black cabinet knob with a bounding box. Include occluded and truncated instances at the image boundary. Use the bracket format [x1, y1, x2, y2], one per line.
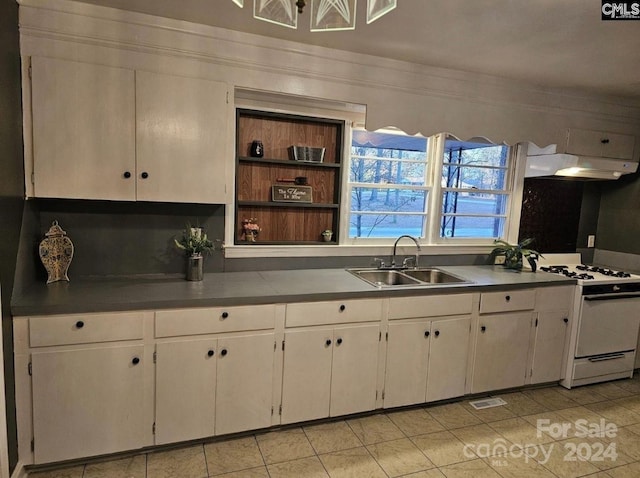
[564, 317, 569, 323]
[132, 357, 140, 365]
[141, 172, 149, 179]
[339, 304, 346, 312]
[336, 337, 343, 345]
[325, 339, 332, 346]
[220, 348, 228, 356]
[434, 330, 440, 337]
[481, 325, 487, 333]
[75, 320, 84, 329]
[221, 312, 229, 319]
[424, 331, 430, 337]
[123, 171, 131, 179]
[601, 138, 610, 144]
[505, 295, 511, 302]
[207, 350, 214, 357]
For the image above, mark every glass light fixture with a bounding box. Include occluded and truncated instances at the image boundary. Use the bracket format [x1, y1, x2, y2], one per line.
[367, 0, 396, 24]
[241, 0, 394, 30]
[254, 0, 298, 29]
[310, 0, 356, 32]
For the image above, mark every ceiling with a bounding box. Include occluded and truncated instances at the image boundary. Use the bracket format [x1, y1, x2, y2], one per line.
[76, 0, 640, 100]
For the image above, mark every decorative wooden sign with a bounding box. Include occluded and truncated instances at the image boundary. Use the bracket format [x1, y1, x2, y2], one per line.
[271, 185, 313, 203]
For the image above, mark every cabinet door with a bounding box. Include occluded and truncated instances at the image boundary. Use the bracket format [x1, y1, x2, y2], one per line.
[384, 320, 430, 408]
[472, 313, 532, 393]
[155, 339, 217, 445]
[281, 327, 333, 424]
[31, 345, 145, 463]
[565, 128, 635, 160]
[216, 333, 275, 435]
[136, 71, 228, 203]
[530, 312, 569, 384]
[31, 57, 136, 200]
[330, 324, 379, 417]
[426, 316, 470, 402]
[602, 132, 635, 160]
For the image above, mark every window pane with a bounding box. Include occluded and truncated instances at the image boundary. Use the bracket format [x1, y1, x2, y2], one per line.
[351, 188, 427, 213]
[443, 143, 508, 168]
[350, 158, 426, 185]
[349, 213, 425, 238]
[440, 216, 506, 239]
[349, 130, 429, 239]
[442, 192, 508, 215]
[442, 164, 507, 190]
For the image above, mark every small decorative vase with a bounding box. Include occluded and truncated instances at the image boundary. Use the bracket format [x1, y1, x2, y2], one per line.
[250, 140, 264, 158]
[39, 221, 74, 284]
[322, 233, 333, 242]
[186, 254, 204, 281]
[245, 231, 257, 243]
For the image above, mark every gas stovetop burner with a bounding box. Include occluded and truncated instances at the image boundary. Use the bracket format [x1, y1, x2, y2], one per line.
[575, 265, 631, 277]
[539, 267, 595, 280]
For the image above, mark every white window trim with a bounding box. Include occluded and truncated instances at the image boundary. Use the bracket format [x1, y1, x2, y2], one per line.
[225, 98, 527, 258]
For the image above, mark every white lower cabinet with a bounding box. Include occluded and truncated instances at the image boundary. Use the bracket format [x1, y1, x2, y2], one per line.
[31, 345, 147, 464]
[155, 332, 275, 444]
[281, 323, 379, 424]
[471, 312, 533, 393]
[426, 317, 471, 402]
[384, 316, 470, 408]
[529, 311, 570, 384]
[155, 339, 216, 445]
[215, 333, 275, 435]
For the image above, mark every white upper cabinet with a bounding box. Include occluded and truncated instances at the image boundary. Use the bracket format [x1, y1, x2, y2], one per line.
[29, 57, 229, 203]
[136, 71, 228, 204]
[31, 57, 136, 200]
[564, 128, 635, 160]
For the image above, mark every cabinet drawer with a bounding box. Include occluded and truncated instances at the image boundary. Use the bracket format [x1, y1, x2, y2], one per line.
[29, 311, 145, 347]
[155, 305, 276, 338]
[536, 286, 575, 312]
[479, 289, 535, 314]
[286, 299, 383, 327]
[388, 294, 473, 319]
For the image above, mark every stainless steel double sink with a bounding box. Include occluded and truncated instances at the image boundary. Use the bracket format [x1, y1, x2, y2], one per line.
[347, 267, 470, 288]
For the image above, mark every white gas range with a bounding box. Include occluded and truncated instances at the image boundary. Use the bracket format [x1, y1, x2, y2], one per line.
[539, 254, 640, 387]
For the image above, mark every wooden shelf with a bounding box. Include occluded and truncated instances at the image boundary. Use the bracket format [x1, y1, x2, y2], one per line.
[239, 157, 341, 168]
[237, 240, 337, 246]
[238, 201, 339, 209]
[235, 109, 344, 245]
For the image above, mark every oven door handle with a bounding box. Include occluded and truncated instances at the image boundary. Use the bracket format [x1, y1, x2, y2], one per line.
[588, 353, 626, 362]
[584, 293, 640, 301]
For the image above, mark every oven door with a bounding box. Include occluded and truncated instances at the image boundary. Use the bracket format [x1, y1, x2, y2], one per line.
[576, 294, 640, 358]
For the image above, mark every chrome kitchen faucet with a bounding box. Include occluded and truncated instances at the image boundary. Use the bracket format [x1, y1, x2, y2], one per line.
[391, 235, 421, 268]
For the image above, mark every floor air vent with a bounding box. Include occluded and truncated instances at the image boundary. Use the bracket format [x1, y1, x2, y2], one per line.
[469, 397, 507, 410]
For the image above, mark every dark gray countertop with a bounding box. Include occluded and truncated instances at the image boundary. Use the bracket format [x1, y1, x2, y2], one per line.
[11, 266, 575, 316]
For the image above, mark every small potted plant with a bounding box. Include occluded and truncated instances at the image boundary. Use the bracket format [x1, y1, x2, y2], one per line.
[321, 229, 333, 242]
[241, 218, 261, 243]
[175, 224, 215, 281]
[489, 238, 541, 272]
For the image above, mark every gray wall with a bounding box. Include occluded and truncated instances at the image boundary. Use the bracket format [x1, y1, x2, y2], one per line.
[0, 0, 24, 471]
[596, 171, 640, 254]
[16, 200, 225, 284]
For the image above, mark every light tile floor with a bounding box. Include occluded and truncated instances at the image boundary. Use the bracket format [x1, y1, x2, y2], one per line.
[28, 375, 640, 478]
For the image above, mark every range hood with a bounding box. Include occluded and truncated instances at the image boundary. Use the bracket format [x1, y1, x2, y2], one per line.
[525, 144, 638, 180]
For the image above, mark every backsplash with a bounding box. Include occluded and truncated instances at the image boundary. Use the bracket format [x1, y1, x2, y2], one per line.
[21, 199, 225, 281]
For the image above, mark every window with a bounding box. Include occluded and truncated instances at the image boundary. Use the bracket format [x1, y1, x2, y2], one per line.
[439, 137, 510, 239]
[349, 130, 429, 238]
[348, 131, 514, 243]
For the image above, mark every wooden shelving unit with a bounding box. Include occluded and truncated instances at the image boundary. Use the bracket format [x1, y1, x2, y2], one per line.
[235, 109, 344, 244]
